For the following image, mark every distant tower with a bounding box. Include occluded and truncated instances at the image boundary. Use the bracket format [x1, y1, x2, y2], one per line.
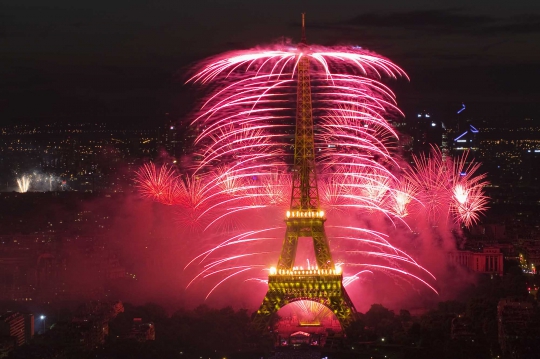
[253, 14, 356, 332]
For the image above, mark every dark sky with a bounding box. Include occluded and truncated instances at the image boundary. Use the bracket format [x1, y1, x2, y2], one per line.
[1, 0, 539, 125]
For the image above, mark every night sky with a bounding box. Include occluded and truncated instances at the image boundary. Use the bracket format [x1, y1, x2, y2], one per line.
[1, 0, 539, 126]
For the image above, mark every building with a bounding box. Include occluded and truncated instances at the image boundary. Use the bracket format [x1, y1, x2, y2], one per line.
[451, 316, 475, 341]
[162, 117, 183, 160]
[497, 298, 533, 357]
[447, 247, 504, 275]
[0, 312, 34, 348]
[523, 148, 540, 186]
[161, 115, 198, 164]
[407, 111, 446, 157]
[128, 318, 155, 342]
[69, 301, 125, 348]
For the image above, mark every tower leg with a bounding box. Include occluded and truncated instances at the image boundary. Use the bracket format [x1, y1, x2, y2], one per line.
[312, 225, 334, 269]
[277, 228, 299, 270]
[252, 290, 283, 332]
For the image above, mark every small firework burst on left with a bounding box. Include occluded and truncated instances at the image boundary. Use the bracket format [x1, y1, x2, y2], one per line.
[17, 176, 30, 193]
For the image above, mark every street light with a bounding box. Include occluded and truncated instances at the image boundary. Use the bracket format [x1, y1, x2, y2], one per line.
[40, 315, 46, 333]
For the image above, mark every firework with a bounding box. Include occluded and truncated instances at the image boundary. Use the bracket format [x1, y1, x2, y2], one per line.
[135, 163, 181, 205]
[136, 43, 437, 297]
[136, 39, 489, 302]
[289, 300, 335, 325]
[450, 151, 489, 226]
[14, 172, 62, 192]
[17, 176, 30, 193]
[187, 46, 405, 201]
[406, 147, 488, 227]
[387, 180, 418, 218]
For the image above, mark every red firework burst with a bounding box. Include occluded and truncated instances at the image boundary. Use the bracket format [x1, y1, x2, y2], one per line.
[135, 163, 181, 205]
[406, 147, 489, 227]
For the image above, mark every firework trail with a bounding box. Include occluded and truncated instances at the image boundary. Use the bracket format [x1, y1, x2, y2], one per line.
[136, 40, 488, 303]
[17, 176, 30, 193]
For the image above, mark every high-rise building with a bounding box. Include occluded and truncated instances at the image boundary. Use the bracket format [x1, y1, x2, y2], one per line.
[162, 114, 182, 160]
[0, 312, 34, 348]
[401, 111, 446, 158]
[523, 148, 540, 185]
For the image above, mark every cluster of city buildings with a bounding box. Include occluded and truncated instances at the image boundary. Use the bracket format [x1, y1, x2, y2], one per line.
[447, 219, 540, 276]
[0, 301, 155, 357]
[2, 113, 539, 195]
[1, 113, 539, 357]
[0, 192, 128, 302]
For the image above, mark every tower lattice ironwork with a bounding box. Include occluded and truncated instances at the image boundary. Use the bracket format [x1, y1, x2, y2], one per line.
[253, 14, 356, 332]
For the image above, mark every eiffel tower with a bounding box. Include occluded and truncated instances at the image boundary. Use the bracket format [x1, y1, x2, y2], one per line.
[253, 13, 356, 331]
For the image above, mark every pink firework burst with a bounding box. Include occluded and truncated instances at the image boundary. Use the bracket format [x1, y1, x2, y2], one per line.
[134, 39, 492, 301]
[450, 152, 489, 227]
[406, 147, 488, 227]
[135, 163, 181, 205]
[188, 45, 405, 189]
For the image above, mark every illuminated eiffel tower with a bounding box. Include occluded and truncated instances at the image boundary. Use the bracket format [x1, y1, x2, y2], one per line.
[253, 14, 356, 331]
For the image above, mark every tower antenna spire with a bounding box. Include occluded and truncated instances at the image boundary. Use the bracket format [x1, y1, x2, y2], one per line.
[301, 12, 307, 43]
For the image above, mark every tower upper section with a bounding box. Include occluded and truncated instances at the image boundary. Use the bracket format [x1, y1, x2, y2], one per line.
[289, 14, 320, 212]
